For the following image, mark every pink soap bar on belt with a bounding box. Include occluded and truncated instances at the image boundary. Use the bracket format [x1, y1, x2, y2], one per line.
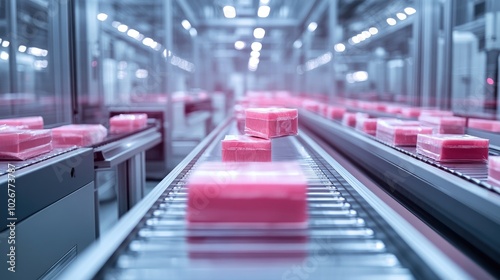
[376, 119, 433, 146]
[245, 108, 298, 139]
[326, 106, 346, 120]
[417, 134, 489, 162]
[488, 156, 500, 184]
[400, 107, 421, 118]
[109, 114, 147, 134]
[355, 117, 377, 135]
[52, 124, 108, 147]
[0, 129, 53, 160]
[418, 115, 466, 134]
[342, 112, 367, 127]
[0, 116, 44, 129]
[221, 135, 271, 162]
[468, 118, 500, 132]
[187, 162, 308, 228]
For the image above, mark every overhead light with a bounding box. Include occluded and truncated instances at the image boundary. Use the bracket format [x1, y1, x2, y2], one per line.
[308, 22, 318, 32]
[334, 43, 345, 52]
[135, 69, 148, 79]
[0, 51, 8, 60]
[150, 41, 159, 49]
[258, 6, 270, 18]
[352, 36, 360, 44]
[223, 5, 236, 18]
[251, 42, 262, 52]
[117, 24, 128, 32]
[404, 7, 416, 15]
[396, 12, 407, 20]
[182, 20, 191, 30]
[357, 34, 365, 41]
[97, 13, 108, 21]
[249, 57, 260, 66]
[253, 27, 265, 39]
[249, 66, 258, 71]
[260, 0, 270, 4]
[362, 31, 371, 38]
[386, 18, 397, 26]
[163, 49, 172, 57]
[18, 45, 27, 52]
[28, 47, 47, 56]
[2, 40, 10, 47]
[250, 51, 260, 58]
[142, 37, 154, 46]
[127, 29, 140, 38]
[234, 41, 246, 50]
[111, 21, 121, 28]
[33, 60, 48, 69]
[189, 28, 197, 37]
[293, 40, 302, 49]
[369, 27, 378, 35]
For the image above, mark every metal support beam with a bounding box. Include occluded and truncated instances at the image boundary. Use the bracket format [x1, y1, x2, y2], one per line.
[7, 0, 18, 93]
[328, 0, 338, 101]
[441, 0, 455, 110]
[413, 0, 441, 107]
[163, 0, 174, 170]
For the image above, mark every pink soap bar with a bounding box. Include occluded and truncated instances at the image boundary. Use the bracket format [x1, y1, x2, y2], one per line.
[468, 118, 500, 132]
[342, 113, 368, 127]
[0, 116, 44, 129]
[384, 104, 404, 114]
[488, 156, 500, 185]
[245, 108, 298, 139]
[109, 114, 147, 134]
[355, 117, 377, 136]
[376, 119, 433, 146]
[420, 109, 454, 117]
[418, 115, 466, 134]
[302, 100, 320, 112]
[187, 162, 308, 228]
[0, 129, 53, 160]
[221, 135, 271, 162]
[325, 106, 346, 120]
[417, 134, 489, 162]
[52, 124, 108, 147]
[400, 107, 421, 118]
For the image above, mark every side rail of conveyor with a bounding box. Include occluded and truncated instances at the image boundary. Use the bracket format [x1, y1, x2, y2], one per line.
[300, 109, 500, 275]
[60, 117, 469, 280]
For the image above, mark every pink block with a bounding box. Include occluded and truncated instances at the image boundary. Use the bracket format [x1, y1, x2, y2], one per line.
[0, 129, 53, 160]
[420, 109, 454, 117]
[187, 162, 308, 228]
[384, 104, 404, 114]
[417, 134, 489, 162]
[245, 108, 298, 139]
[489, 156, 500, 185]
[418, 115, 466, 134]
[0, 116, 44, 129]
[342, 113, 368, 127]
[109, 114, 147, 134]
[376, 119, 433, 146]
[221, 135, 271, 162]
[355, 117, 377, 136]
[302, 100, 320, 112]
[400, 107, 422, 118]
[468, 118, 500, 132]
[325, 106, 346, 120]
[52, 124, 108, 147]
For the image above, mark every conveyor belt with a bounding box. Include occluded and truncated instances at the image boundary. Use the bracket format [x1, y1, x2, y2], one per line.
[300, 110, 500, 274]
[61, 119, 468, 280]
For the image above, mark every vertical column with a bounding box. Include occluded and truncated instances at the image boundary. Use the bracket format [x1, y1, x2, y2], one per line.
[486, 0, 500, 116]
[164, 0, 174, 170]
[7, 0, 18, 93]
[441, 0, 455, 110]
[193, 36, 201, 88]
[328, 0, 338, 102]
[418, 0, 441, 107]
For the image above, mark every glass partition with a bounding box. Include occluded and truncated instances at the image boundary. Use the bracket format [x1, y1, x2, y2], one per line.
[0, 0, 71, 126]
